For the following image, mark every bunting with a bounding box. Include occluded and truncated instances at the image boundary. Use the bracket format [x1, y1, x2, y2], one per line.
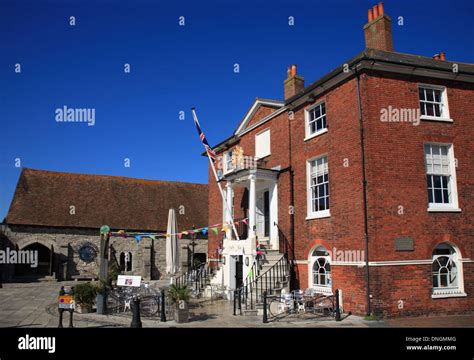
[106, 218, 248, 240]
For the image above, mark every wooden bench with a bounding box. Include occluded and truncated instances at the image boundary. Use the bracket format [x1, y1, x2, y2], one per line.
[71, 274, 98, 281]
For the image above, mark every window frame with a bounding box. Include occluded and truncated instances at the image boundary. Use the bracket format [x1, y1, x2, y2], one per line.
[431, 243, 466, 299]
[418, 83, 452, 123]
[255, 128, 271, 159]
[223, 150, 234, 174]
[304, 101, 328, 141]
[424, 142, 461, 212]
[309, 246, 333, 295]
[306, 155, 330, 219]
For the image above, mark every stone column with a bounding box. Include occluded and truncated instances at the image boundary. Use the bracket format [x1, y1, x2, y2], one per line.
[248, 172, 257, 252]
[225, 182, 233, 240]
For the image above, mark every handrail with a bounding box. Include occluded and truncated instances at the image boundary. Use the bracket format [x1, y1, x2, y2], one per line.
[174, 263, 213, 291]
[235, 252, 290, 313]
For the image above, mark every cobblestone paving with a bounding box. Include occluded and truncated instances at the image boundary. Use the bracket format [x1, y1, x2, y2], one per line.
[1, 282, 472, 328]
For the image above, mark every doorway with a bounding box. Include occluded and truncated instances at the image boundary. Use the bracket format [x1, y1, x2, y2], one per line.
[235, 255, 243, 288]
[15, 243, 52, 277]
[256, 190, 270, 239]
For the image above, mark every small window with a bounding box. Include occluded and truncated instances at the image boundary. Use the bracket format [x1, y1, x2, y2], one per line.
[255, 129, 271, 158]
[418, 85, 450, 120]
[224, 150, 233, 173]
[307, 156, 330, 218]
[305, 102, 327, 138]
[424, 143, 459, 211]
[432, 243, 465, 298]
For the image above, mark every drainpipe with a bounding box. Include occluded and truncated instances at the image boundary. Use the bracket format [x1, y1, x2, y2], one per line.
[354, 67, 371, 316]
[287, 107, 296, 291]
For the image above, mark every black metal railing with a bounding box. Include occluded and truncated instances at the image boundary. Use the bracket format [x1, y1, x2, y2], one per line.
[174, 263, 214, 292]
[234, 253, 290, 314]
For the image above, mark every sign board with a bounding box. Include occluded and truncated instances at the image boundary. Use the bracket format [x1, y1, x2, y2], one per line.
[58, 295, 75, 310]
[395, 236, 414, 251]
[117, 275, 142, 287]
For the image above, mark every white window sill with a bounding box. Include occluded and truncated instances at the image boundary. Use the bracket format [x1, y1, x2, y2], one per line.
[432, 291, 467, 299]
[420, 115, 453, 123]
[311, 286, 333, 296]
[304, 128, 328, 142]
[427, 207, 462, 213]
[306, 210, 331, 220]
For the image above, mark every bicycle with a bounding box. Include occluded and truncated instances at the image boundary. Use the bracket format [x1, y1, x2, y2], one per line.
[106, 283, 161, 317]
[268, 290, 337, 319]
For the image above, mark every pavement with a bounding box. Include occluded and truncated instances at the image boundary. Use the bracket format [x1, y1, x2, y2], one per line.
[0, 281, 472, 328]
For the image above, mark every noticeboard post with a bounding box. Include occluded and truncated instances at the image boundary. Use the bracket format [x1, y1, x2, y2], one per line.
[58, 294, 75, 328]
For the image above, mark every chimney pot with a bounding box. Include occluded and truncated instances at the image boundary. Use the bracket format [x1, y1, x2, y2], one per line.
[378, 2, 385, 16]
[291, 64, 297, 77]
[372, 5, 379, 18]
[284, 65, 304, 100]
[440, 52, 445, 60]
[433, 54, 440, 60]
[368, 8, 374, 22]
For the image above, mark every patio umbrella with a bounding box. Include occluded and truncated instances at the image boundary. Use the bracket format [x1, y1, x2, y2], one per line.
[166, 208, 180, 276]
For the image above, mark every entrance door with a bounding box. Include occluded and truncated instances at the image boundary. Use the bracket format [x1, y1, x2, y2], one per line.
[235, 255, 243, 288]
[256, 190, 270, 239]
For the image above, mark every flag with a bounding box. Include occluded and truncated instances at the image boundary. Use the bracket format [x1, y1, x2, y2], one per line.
[192, 109, 217, 161]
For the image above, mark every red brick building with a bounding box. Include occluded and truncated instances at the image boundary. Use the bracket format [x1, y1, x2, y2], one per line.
[207, 3, 474, 317]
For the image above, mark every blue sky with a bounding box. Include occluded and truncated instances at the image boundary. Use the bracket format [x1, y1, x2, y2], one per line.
[0, 0, 473, 220]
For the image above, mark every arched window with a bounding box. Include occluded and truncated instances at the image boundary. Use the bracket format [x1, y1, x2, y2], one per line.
[310, 246, 332, 294]
[119, 252, 125, 272]
[432, 243, 465, 298]
[126, 252, 132, 272]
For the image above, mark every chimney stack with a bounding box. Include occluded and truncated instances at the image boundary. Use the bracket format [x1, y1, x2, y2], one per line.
[284, 64, 305, 100]
[363, 2, 394, 51]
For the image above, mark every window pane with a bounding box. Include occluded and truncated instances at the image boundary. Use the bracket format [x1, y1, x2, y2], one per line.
[434, 189, 443, 203]
[426, 89, 434, 102]
[419, 88, 426, 100]
[434, 89, 442, 102]
[433, 274, 439, 288]
[426, 103, 434, 116]
[428, 188, 433, 203]
[434, 103, 441, 117]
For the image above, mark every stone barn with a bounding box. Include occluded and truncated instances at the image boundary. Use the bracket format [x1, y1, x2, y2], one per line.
[0, 168, 208, 282]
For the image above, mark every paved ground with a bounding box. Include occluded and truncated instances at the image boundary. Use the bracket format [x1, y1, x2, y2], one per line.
[0, 281, 472, 328]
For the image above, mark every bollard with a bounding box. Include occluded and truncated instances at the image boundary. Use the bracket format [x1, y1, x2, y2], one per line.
[58, 309, 64, 328]
[68, 310, 74, 328]
[130, 297, 142, 328]
[233, 290, 237, 316]
[160, 289, 166, 322]
[238, 288, 242, 315]
[262, 291, 268, 324]
[335, 289, 341, 321]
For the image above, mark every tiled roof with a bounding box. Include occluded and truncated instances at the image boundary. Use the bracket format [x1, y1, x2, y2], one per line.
[6, 168, 208, 232]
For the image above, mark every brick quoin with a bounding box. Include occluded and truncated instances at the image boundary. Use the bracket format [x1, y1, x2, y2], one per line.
[207, 3, 474, 317]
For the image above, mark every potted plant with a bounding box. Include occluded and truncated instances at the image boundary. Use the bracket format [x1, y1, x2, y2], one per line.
[168, 284, 191, 323]
[72, 282, 97, 313]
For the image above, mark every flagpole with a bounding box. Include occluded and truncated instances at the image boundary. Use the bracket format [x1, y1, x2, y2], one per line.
[192, 108, 241, 241]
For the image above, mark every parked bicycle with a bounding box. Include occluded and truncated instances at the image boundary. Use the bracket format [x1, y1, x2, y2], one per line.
[268, 289, 336, 319]
[106, 283, 161, 317]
